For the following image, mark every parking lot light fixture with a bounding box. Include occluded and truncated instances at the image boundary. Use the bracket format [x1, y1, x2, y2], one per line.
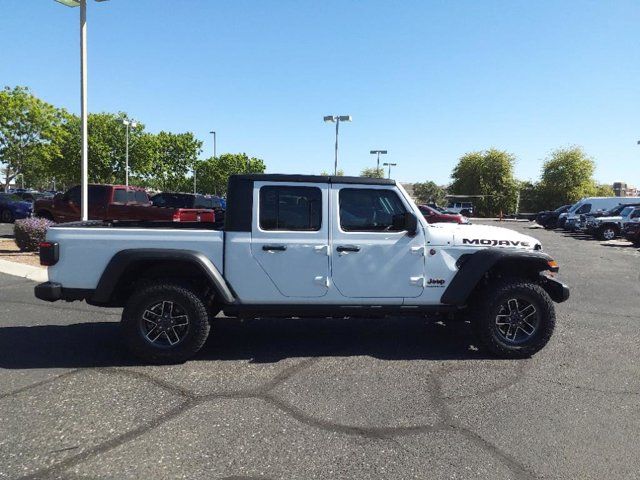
[383, 162, 397, 179]
[370, 150, 387, 174]
[121, 119, 137, 188]
[54, 0, 109, 220]
[324, 115, 352, 175]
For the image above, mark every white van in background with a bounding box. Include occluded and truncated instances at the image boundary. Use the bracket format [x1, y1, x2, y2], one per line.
[564, 196, 640, 230]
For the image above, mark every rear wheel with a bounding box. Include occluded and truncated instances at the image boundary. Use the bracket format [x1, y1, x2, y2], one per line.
[0, 209, 14, 223]
[472, 279, 555, 358]
[121, 282, 211, 364]
[597, 225, 618, 241]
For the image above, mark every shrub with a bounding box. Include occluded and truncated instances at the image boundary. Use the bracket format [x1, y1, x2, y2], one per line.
[14, 217, 54, 252]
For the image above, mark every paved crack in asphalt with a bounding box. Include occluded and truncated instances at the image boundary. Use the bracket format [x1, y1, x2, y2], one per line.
[10, 326, 540, 480]
[0, 368, 83, 400]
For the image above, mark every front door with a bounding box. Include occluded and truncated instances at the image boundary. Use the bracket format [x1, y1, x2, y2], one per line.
[250, 182, 330, 297]
[330, 184, 426, 299]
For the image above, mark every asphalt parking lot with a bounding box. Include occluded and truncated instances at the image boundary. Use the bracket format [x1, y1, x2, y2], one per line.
[1, 221, 639, 480]
[0, 223, 13, 238]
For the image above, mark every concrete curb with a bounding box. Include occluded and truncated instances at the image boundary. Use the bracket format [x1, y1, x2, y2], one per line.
[0, 259, 48, 283]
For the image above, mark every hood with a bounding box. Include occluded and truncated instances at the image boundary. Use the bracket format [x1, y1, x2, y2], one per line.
[427, 223, 541, 250]
[596, 216, 622, 222]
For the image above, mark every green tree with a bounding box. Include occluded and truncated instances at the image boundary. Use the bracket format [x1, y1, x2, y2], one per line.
[449, 149, 519, 216]
[595, 183, 614, 197]
[360, 167, 385, 178]
[0, 86, 67, 190]
[320, 169, 344, 176]
[194, 153, 266, 195]
[55, 112, 151, 188]
[413, 181, 447, 205]
[138, 131, 203, 192]
[537, 146, 598, 209]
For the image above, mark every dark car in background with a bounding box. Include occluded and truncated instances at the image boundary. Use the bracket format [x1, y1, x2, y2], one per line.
[536, 204, 571, 229]
[0, 193, 33, 223]
[151, 192, 226, 225]
[623, 221, 640, 247]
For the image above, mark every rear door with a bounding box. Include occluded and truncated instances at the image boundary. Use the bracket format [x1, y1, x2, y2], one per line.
[330, 184, 426, 299]
[250, 182, 330, 297]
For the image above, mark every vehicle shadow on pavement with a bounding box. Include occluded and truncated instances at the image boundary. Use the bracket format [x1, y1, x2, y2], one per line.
[0, 316, 492, 370]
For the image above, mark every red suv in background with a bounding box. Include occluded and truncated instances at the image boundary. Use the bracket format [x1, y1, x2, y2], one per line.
[418, 205, 469, 224]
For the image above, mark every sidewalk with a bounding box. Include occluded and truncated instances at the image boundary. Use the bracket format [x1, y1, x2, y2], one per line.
[0, 258, 47, 282]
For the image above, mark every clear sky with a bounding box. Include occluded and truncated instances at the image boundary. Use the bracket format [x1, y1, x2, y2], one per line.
[1, 0, 638, 185]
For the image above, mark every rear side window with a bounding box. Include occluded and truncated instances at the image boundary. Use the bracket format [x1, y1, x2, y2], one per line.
[134, 191, 148, 203]
[339, 188, 407, 232]
[113, 189, 127, 203]
[259, 186, 322, 231]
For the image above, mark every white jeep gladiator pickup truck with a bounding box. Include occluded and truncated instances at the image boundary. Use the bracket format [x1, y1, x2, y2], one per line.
[35, 174, 569, 363]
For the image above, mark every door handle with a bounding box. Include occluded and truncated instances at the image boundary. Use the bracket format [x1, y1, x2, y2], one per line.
[336, 245, 360, 253]
[262, 245, 287, 251]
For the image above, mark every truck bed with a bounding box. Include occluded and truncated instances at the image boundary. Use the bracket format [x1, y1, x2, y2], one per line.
[46, 223, 224, 290]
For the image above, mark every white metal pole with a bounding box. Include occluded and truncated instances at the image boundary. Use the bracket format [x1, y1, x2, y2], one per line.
[124, 122, 129, 188]
[334, 118, 339, 175]
[80, 0, 88, 221]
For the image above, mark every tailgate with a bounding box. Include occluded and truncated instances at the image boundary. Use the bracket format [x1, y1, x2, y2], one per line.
[174, 208, 215, 223]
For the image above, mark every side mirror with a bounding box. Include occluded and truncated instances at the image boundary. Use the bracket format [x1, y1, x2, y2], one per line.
[404, 212, 418, 236]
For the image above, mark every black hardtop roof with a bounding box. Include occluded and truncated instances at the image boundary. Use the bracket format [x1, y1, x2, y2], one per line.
[230, 173, 395, 186]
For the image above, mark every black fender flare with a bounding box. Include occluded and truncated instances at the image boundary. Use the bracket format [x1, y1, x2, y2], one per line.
[440, 248, 557, 305]
[91, 249, 236, 305]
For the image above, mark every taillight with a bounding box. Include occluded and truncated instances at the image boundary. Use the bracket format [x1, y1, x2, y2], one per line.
[39, 241, 59, 266]
[172, 211, 181, 222]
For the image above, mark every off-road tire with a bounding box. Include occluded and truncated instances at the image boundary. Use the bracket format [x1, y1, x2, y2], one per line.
[472, 279, 555, 358]
[121, 282, 211, 364]
[597, 225, 618, 241]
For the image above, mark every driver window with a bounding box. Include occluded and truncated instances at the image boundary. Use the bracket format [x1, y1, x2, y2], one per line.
[339, 188, 407, 232]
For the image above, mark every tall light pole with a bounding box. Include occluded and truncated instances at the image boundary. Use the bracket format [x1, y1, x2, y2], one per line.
[324, 115, 352, 175]
[193, 161, 198, 194]
[370, 150, 387, 175]
[54, 0, 108, 220]
[17, 173, 25, 190]
[121, 119, 137, 188]
[383, 162, 397, 179]
[210, 131, 216, 158]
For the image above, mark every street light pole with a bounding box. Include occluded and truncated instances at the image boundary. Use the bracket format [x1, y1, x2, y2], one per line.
[369, 150, 387, 175]
[383, 162, 397, 179]
[324, 115, 352, 175]
[79, 0, 88, 220]
[121, 119, 137, 188]
[210, 131, 216, 158]
[55, 0, 109, 220]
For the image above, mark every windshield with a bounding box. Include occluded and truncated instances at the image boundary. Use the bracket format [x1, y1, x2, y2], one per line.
[620, 206, 635, 216]
[568, 202, 583, 213]
[0, 194, 26, 203]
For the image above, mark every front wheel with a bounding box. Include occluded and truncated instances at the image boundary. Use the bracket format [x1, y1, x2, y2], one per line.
[472, 279, 555, 358]
[121, 282, 211, 364]
[0, 209, 14, 223]
[597, 225, 618, 241]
